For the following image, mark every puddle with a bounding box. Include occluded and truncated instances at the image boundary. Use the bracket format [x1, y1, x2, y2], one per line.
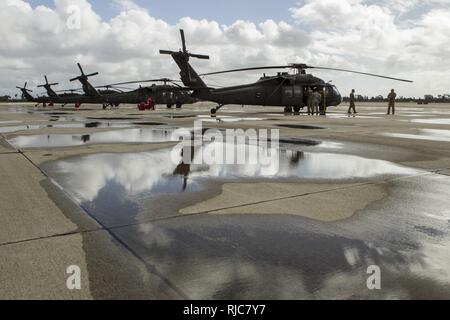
[0, 120, 22, 125]
[49, 116, 86, 122]
[410, 119, 450, 125]
[47, 142, 417, 207]
[8, 127, 179, 148]
[384, 129, 450, 142]
[0, 121, 132, 134]
[0, 125, 42, 134]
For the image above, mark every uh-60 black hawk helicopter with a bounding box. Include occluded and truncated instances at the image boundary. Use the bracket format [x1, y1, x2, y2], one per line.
[69, 63, 197, 109]
[16, 82, 56, 107]
[37, 75, 89, 107]
[160, 30, 413, 115]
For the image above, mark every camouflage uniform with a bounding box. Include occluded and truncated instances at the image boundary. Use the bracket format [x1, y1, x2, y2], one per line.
[312, 91, 322, 115]
[388, 91, 397, 115]
[348, 91, 356, 114]
[307, 88, 314, 115]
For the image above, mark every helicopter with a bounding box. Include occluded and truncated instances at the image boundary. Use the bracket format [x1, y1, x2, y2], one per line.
[69, 63, 197, 109]
[160, 30, 413, 115]
[37, 75, 88, 107]
[16, 82, 53, 107]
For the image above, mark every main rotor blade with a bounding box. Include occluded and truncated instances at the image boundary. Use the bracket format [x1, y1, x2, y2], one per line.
[77, 63, 84, 75]
[308, 66, 413, 83]
[104, 79, 179, 86]
[56, 88, 82, 93]
[16, 87, 32, 92]
[70, 77, 79, 82]
[180, 29, 187, 53]
[189, 53, 210, 60]
[160, 50, 175, 55]
[87, 72, 99, 77]
[200, 66, 290, 76]
[45, 75, 48, 84]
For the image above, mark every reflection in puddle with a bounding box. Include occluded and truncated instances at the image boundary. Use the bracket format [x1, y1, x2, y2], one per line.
[0, 121, 131, 134]
[42, 140, 450, 299]
[8, 127, 178, 148]
[384, 129, 450, 142]
[49, 143, 416, 205]
[0, 125, 42, 133]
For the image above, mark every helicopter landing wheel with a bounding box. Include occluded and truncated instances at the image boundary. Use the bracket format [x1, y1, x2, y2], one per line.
[176, 103, 182, 109]
[294, 106, 301, 113]
[166, 104, 173, 109]
[284, 106, 293, 113]
[211, 104, 225, 115]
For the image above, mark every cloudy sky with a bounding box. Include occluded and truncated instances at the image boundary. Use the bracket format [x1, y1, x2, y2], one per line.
[1, 0, 449, 98]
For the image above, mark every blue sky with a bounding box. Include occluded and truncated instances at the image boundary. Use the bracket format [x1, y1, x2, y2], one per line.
[26, 0, 300, 24]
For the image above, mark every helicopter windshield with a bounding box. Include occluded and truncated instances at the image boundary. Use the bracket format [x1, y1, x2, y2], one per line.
[331, 85, 340, 96]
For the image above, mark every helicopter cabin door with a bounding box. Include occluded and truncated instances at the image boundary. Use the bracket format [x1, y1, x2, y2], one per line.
[282, 85, 303, 106]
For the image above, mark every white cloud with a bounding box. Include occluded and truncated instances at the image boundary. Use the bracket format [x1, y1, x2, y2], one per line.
[289, 0, 450, 97]
[0, 0, 449, 99]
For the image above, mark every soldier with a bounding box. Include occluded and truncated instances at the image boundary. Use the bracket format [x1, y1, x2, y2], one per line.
[307, 87, 314, 115]
[348, 89, 357, 114]
[387, 89, 397, 115]
[312, 89, 322, 116]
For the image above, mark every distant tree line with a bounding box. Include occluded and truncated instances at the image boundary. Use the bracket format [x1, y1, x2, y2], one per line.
[343, 94, 450, 103]
[0, 94, 23, 102]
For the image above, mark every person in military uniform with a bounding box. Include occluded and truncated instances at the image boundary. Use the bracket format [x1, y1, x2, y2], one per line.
[387, 89, 397, 115]
[307, 87, 314, 115]
[348, 89, 357, 114]
[312, 89, 322, 116]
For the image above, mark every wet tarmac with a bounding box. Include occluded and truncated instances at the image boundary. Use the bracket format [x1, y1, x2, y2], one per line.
[1, 102, 450, 300]
[197, 115, 265, 123]
[409, 118, 450, 125]
[8, 127, 179, 148]
[0, 121, 132, 134]
[384, 129, 450, 142]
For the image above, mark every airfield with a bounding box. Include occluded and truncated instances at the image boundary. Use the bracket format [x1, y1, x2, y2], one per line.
[0, 101, 449, 299]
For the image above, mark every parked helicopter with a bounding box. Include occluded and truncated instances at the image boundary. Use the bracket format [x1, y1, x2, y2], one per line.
[37, 76, 88, 107]
[160, 30, 413, 114]
[70, 63, 197, 109]
[16, 82, 52, 107]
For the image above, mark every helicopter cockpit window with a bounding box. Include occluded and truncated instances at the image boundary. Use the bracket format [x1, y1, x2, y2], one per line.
[331, 85, 340, 95]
